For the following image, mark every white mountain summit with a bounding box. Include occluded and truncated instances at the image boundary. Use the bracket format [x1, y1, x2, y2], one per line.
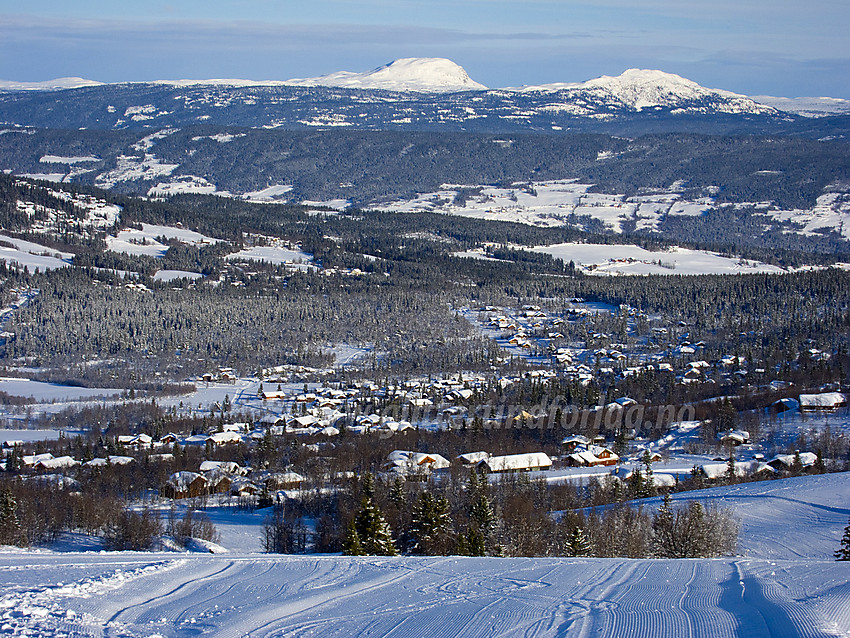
[283, 58, 488, 93]
[513, 68, 777, 115]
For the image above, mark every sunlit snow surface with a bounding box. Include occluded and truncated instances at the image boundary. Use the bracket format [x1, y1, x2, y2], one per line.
[1, 473, 848, 636]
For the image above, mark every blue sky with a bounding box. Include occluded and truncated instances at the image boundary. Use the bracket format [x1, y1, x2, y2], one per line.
[1, 0, 848, 97]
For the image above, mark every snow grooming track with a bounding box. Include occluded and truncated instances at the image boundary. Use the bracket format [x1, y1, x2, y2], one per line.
[0, 558, 182, 636]
[1, 554, 850, 637]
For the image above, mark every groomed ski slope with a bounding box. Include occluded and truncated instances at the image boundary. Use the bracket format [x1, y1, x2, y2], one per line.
[0, 472, 848, 637]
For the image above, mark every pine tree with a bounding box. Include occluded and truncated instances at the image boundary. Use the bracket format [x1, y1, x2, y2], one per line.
[725, 452, 737, 484]
[466, 526, 487, 557]
[639, 449, 656, 498]
[835, 517, 850, 561]
[791, 449, 804, 475]
[409, 492, 453, 555]
[353, 497, 397, 556]
[389, 476, 406, 506]
[342, 520, 365, 556]
[0, 488, 22, 547]
[814, 449, 827, 474]
[564, 526, 593, 557]
[469, 494, 495, 538]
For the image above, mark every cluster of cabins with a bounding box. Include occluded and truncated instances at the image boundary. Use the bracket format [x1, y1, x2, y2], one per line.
[161, 462, 307, 500]
[382, 450, 554, 476]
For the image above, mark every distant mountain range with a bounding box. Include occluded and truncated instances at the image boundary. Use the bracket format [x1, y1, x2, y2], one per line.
[0, 58, 848, 131]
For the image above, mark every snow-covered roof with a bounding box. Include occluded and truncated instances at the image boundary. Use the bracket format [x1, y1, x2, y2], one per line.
[167, 471, 206, 490]
[481, 452, 552, 472]
[35, 455, 79, 469]
[205, 431, 244, 445]
[798, 392, 846, 408]
[84, 456, 135, 467]
[199, 460, 243, 474]
[22, 452, 54, 466]
[768, 452, 818, 469]
[456, 451, 490, 465]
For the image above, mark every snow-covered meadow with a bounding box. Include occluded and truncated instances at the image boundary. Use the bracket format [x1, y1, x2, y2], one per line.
[529, 242, 785, 276]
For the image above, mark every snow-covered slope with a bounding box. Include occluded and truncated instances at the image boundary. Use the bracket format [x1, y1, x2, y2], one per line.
[284, 57, 487, 93]
[513, 68, 777, 115]
[0, 77, 103, 91]
[1, 473, 848, 636]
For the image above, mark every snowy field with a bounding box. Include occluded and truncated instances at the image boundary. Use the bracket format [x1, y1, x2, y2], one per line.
[106, 224, 221, 258]
[224, 246, 314, 267]
[0, 233, 73, 271]
[529, 243, 784, 276]
[152, 269, 204, 282]
[0, 377, 124, 402]
[0, 428, 65, 444]
[0, 473, 848, 636]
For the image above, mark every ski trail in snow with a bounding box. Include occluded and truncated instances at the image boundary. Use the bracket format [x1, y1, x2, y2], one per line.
[0, 559, 182, 636]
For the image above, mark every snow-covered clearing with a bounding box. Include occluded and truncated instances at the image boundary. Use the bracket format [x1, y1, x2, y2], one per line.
[0, 429, 65, 444]
[38, 155, 101, 165]
[242, 185, 293, 202]
[147, 175, 223, 197]
[767, 193, 850, 240]
[0, 377, 124, 402]
[106, 223, 220, 258]
[225, 246, 314, 267]
[0, 233, 72, 271]
[0, 474, 847, 636]
[378, 180, 705, 232]
[152, 269, 203, 282]
[529, 242, 785, 275]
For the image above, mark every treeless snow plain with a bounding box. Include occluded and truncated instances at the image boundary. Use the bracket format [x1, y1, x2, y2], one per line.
[0, 473, 848, 636]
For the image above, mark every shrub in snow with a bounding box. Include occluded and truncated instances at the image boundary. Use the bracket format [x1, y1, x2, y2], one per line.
[103, 507, 162, 551]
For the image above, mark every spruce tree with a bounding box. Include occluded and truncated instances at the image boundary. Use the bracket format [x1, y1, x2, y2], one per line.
[466, 527, 487, 557]
[353, 498, 397, 556]
[639, 449, 656, 498]
[0, 488, 22, 547]
[342, 520, 365, 556]
[725, 452, 737, 485]
[564, 526, 593, 557]
[409, 492, 453, 555]
[835, 517, 850, 561]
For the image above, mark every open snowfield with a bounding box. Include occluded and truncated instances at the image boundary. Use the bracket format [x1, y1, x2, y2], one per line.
[106, 224, 221, 258]
[0, 377, 124, 402]
[224, 246, 314, 266]
[0, 233, 73, 271]
[529, 243, 785, 276]
[1, 473, 848, 637]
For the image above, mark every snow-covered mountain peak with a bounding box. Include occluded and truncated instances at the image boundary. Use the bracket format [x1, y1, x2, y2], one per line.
[284, 58, 487, 93]
[512, 68, 776, 115]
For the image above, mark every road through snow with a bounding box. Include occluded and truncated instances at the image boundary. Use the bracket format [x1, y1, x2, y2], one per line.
[0, 553, 847, 637]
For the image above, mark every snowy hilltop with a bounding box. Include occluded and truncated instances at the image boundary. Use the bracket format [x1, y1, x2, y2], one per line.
[512, 68, 777, 115]
[0, 77, 103, 91]
[283, 57, 488, 93]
